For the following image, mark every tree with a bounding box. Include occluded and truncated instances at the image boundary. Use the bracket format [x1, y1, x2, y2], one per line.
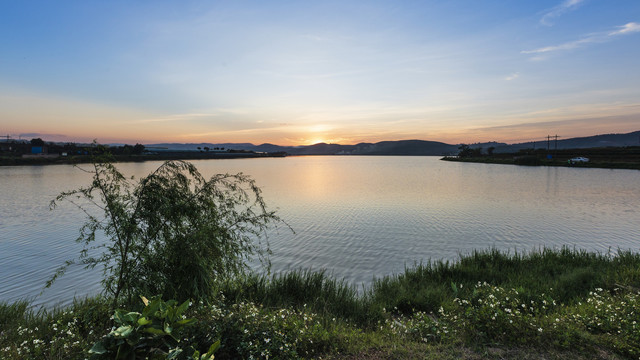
[49, 158, 282, 305]
[30, 138, 45, 146]
[471, 146, 483, 157]
[457, 144, 472, 158]
[132, 143, 145, 154]
[487, 146, 495, 156]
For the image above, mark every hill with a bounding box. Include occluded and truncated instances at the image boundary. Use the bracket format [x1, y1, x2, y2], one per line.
[145, 130, 640, 156]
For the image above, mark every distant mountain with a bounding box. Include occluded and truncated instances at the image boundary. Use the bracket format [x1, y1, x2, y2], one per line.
[145, 130, 640, 156]
[489, 130, 640, 153]
[147, 140, 458, 156]
[313, 140, 459, 155]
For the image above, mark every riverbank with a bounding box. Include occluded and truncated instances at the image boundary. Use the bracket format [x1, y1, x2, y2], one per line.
[442, 156, 640, 170]
[2, 248, 639, 359]
[0, 151, 287, 166]
[441, 146, 640, 170]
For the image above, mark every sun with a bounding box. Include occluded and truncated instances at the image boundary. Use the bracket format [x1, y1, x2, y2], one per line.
[305, 124, 332, 145]
[308, 138, 327, 145]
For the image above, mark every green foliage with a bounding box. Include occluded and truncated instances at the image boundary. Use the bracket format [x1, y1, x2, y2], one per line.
[4, 248, 640, 359]
[368, 248, 636, 318]
[0, 297, 111, 358]
[192, 300, 352, 359]
[570, 288, 640, 356]
[216, 270, 375, 325]
[89, 295, 218, 359]
[49, 159, 282, 304]
[0, 301, 29, 329]
[394, 283, 640, 358]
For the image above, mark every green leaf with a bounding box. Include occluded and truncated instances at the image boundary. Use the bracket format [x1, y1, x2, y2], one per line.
[88, 340, 107, 354]
[113, 309, 126, 324]
[113, 325, 134, 338]
[166, 348, 183, 360]
[175, 318, 196, 326]
[143, 297, 162, 318]
[176, 299, 190, 315]
[142, 327, 166, 336]
[204, 340, 220, 358]
[137, 317, 152, 326]
[116, 311, 141, 326]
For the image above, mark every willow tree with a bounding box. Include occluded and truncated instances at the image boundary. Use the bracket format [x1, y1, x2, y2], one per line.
[49, 158, 281, 305]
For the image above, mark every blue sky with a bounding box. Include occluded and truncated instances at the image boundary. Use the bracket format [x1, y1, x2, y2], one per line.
[1, 0, 639, 145]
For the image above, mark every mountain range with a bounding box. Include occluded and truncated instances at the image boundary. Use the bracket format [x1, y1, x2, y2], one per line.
[147, 130, 640, 156]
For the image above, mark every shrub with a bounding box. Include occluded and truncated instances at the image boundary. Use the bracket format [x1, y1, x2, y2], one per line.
[89, 295, 218, 359]
[48, 158, 283, 305]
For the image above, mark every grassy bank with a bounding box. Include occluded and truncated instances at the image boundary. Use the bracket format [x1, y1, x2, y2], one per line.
[0, 151, 285, 166]
[2, 248, 640, 359]
[442, 156, 640, 170]
[441, 146, 640, 170]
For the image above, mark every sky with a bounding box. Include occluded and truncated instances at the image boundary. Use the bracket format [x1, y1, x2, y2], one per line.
[1, 0, 639, 146]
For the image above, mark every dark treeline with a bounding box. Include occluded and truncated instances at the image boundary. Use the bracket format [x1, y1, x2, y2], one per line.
[0, 138, 145, 157]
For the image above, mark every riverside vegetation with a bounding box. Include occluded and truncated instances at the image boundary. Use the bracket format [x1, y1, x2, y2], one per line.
[1, 158, 639, 359]
[442, 145, 640, 170]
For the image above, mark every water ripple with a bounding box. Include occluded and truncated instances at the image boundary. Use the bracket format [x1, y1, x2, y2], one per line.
[2, 157, 640, 307]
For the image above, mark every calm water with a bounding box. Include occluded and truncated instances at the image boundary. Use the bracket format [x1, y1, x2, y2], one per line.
[1, 156, 639, 307]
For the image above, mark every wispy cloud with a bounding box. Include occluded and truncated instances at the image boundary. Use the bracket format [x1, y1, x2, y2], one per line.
[135, 113, 218, 124]
[609, 22, 640, 36]
[18, 132, 68, 140]
[522, 22, 640, 55]
[521, 37, 596, 54]
[475, 112, 640, 133]
[540, 0, 586, 26]
[505, 73, 520, 81]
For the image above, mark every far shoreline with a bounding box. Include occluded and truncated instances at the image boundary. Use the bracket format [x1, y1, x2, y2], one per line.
[440, 156, 640, 170]
[0, 151, 287, 167]
[441, 145, 640, 170]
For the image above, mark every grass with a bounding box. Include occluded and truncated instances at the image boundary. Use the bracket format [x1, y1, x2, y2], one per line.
[0, 297, 112, 358]
[369, 248, 640, 315]
[216, 269, 374, 325]
[1, 248, 639, 359]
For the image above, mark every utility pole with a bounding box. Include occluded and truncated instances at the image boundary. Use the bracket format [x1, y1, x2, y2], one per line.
[547, 135, 551, 152]
[555, 135, 558, 152]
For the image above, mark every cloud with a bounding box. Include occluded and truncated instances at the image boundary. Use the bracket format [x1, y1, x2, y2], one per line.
[505, 73, 520, 81]
[471, 113, 640, 144]
[14, 133, 76, 142]
[609, 22, 640, 36]
[135, 113, 216, 124]
[540, 0, 586, 26]
[522, 22, 640, 55]
[521, 37, 596, 54]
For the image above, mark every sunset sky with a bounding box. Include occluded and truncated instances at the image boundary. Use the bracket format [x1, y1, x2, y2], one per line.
[1, 0, 639, 146]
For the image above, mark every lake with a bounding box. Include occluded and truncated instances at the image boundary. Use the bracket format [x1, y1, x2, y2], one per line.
[1, 156, 639, 308]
